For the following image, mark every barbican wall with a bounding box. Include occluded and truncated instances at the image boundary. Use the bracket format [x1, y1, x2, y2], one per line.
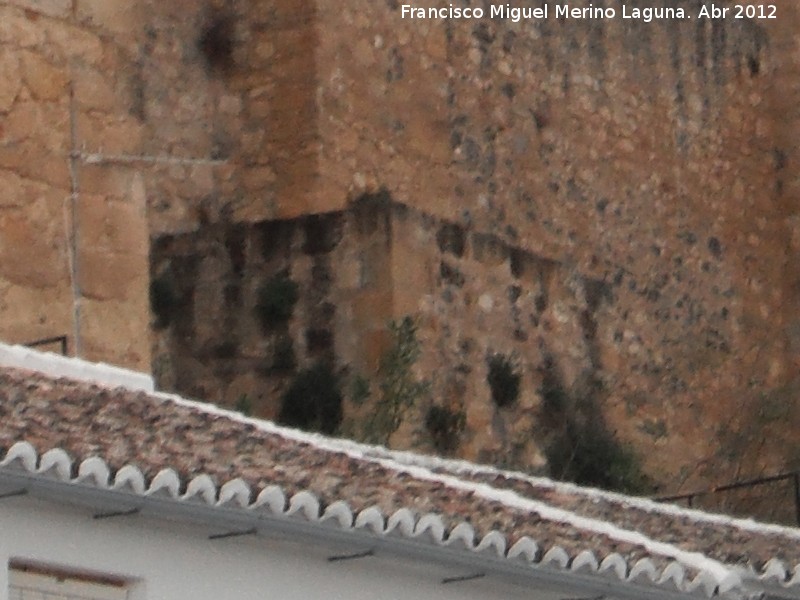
[1, 0, 800, 504]
[216, 0, 800, 493]
[313, 0, 800, 489]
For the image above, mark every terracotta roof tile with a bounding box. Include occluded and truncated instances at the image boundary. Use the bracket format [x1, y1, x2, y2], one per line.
[1, 361, 799, 597]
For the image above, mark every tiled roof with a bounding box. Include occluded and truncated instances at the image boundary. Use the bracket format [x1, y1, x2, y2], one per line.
[0, 343, 798, 599]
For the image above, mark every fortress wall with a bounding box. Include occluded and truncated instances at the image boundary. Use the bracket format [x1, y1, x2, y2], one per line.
[312, 0, 800, 484]
[0, 0, 150, 368]
[0, 0, 314, 368]
[2, 0, 800, 496]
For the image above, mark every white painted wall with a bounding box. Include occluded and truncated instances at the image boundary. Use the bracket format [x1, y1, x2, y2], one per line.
[0, 496, 575, 600]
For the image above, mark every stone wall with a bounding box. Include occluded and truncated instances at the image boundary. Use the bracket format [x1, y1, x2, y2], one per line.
[0, 0, 315, 367]
[309, 0, 800, 489]
[0, 0, 151, 367]
[150, 194, 395, 417]
[3, 0, 800, 506]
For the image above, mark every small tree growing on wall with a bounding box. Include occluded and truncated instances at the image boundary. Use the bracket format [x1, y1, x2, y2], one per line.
[359, 316, 431, 445]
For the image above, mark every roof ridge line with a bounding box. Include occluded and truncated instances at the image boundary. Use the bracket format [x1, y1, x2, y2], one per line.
[352, 454, 741, 592]
[5, 340, 798, 545]
[0, 341, 154, 393]
[148, 388, 800, 543]
[0, 440, 735, 598]
[131, 392, 736, 589]
[389, 456, 800, 540]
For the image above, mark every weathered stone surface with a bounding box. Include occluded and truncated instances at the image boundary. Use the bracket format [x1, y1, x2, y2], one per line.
[77, 248, 147, 302]
[0, 143, 71, 189]
[0, 9, 46, 48]
[19, 51, 69, 101]
[0, 205, 68, 288]
[79, 297, 150, 371]
[6, 0, 71, 19]
[78, 192, 147, 253]
[76, 112, 144, 155]
[0, 278, 73, 344]
[2, 100, 70, 152]
[1, 0, 800, 518]
[0, 47, 21, 113]
[72, 65, 118, 113]
[75, 0, 140, 40]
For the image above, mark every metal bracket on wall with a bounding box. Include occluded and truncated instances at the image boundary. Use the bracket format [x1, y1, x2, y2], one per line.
[23, 335, 68, 356]
[327, 549, 375, 562]
[441, 572, 485, 585]
[93, 507, 141, 520]
[208, 527, 257, 540]
[0, 489, 27, 500]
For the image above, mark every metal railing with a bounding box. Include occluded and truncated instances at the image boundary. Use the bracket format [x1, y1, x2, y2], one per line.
[23, 335, 68, 356]
[656, 471, 800, 526]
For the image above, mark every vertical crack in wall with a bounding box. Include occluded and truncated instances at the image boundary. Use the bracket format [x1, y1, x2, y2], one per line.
[66, 79, 82, 357]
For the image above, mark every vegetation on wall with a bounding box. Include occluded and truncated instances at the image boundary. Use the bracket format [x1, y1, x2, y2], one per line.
[234, 393, 252, 416]
[539, 357, 569, 415]
[546, 413, 651, 494]
[255, 273, 299, 330]
[150, 273, 177, 330]
[425, 405, 466, 454]
[353, 316, 431, 445]
[486, 353, 521, 408]
[270, 336, 296, 372]
[543, 374, 651, 494]
[278, 363, 343, 435]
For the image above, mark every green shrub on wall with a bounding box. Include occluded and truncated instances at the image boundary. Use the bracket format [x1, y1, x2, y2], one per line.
[234, 393, 253, 416]
[278, 363, 343, 434]
[545, 394, 652, 495]
[425, 405, 465, 454]
[546, 417, 651, 494]
[487, 353, 521, 408]
[356, 316, 431, 445]
[150, 273, 177, 330]
[255, 273, 299, 329]
[271, 336, 296, 372]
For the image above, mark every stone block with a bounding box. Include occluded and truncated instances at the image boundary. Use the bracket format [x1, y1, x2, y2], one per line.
[7, 0, 71, 19]
[77, 194, 147, 254]
[79, 296, 150, 371]
[76, 112, 144, 155]
[77, 248, 147, 302]
[0, 47, 21, 113]
[72, 64, 118, 113]
[75, 0, 141, 40]
[43, 20, 104, 66]
[77, 164, 136, 198]
[0, 9, 46, 47]
[351, 290, 392, 330]
[0, 168, 56, 208]
[0, 207, 69, 288]
[3, 100, 71, 153]
[0, 278, 73, 344]
[19, 51, 69, 101]
[0, 143, 71, 190]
